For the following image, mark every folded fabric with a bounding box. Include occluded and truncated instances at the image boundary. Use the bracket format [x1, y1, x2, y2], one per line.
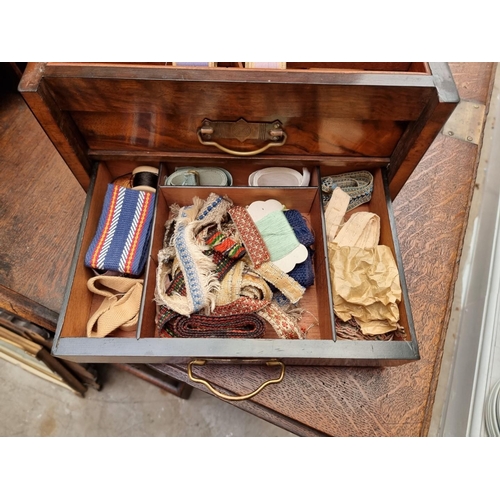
[86, 275, 143, 338]
[166, 313, 265, 338]
[334, 212, 380, 248]
[324, 187, 350, 242]
[85, 184, 155, 276]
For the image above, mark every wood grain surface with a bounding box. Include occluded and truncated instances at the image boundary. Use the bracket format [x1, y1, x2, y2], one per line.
[42, 76, 430, 159]
[153, 63, 495, 436]
[32, 64, 441, 165]
[0, 70, 85, 329]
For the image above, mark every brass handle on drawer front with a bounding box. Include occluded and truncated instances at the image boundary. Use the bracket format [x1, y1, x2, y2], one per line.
[197, 118, 287, 156]
[187, 359, 285, 401]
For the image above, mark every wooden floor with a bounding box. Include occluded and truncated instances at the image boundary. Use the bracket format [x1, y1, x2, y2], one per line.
[0, 62, 494, 436]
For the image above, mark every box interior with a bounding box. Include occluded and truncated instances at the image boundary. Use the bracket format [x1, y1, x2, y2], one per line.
[59, 160, 411, 345]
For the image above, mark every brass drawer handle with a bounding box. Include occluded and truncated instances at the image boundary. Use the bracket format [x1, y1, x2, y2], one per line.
[197, 118, 287, 156]
[187, 359, 285, 401]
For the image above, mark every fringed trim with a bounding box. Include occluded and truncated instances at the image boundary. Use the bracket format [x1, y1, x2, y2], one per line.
[171, 208, 219, 315]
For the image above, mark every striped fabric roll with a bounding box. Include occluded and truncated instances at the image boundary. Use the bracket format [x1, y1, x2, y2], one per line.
[85, 184, 155, 276]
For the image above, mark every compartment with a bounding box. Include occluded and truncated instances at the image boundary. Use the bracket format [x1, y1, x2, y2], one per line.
[141, 184, 332, 341]
[159, 158, 320, 188]
[320, 166, 414, 343]
[56, 161, 158, 342]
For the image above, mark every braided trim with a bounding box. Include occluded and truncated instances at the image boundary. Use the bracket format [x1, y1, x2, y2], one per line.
[321, 171, 374, 211]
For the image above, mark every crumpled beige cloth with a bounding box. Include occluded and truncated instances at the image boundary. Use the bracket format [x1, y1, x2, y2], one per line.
[328, 242, 402, 335]
[86, 275, 143, 338]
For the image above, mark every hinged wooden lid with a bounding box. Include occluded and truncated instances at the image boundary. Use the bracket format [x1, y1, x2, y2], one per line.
[18, 62, 459, 197]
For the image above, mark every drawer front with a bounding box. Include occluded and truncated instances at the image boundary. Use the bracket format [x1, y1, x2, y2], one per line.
[48, 77, 431, 158]
[53, 160, 418, 366]
[38, 63, 437, 159]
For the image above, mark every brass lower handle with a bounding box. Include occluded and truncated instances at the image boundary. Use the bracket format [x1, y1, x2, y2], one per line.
[187, 359, 285, 401]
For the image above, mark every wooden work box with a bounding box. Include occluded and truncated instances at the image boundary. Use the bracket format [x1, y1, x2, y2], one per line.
[18, 62, 459, 368]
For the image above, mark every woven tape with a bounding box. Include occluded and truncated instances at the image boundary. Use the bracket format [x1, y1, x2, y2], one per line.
[85, 184, 155, 276]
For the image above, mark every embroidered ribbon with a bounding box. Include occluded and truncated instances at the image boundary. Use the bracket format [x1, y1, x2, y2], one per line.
[86, 275, 143, 338]
[228, 206, 270, 268]
[157, 297, 269, 338]
[257, 302, 305, 339]
[215, 264, 304, 339]
[158, 257, 305, 340]
[212, 297, 270, 316]
[321, 171, 374, 211]
[85, 184, 155, 276]
[156, 195, 307, 340]
[171, 203, 219, 314]
[254, 261, 305, 304]
[205, 230, 246, 259]
[215, 259, 273, 306]
[164, 249, 241, 298]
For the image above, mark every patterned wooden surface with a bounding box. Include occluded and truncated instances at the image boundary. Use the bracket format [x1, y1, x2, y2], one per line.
[0, 69, 85, 329]
[154, 63, 495, 436]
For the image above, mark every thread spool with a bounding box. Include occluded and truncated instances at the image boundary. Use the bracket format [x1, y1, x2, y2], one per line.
[132, 166, 159, 193]
[255, 210, 300, 261]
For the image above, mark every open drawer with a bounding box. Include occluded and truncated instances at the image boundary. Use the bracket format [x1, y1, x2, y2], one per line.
[53, 159, 417, 366]
[18, 62, 459, 368]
